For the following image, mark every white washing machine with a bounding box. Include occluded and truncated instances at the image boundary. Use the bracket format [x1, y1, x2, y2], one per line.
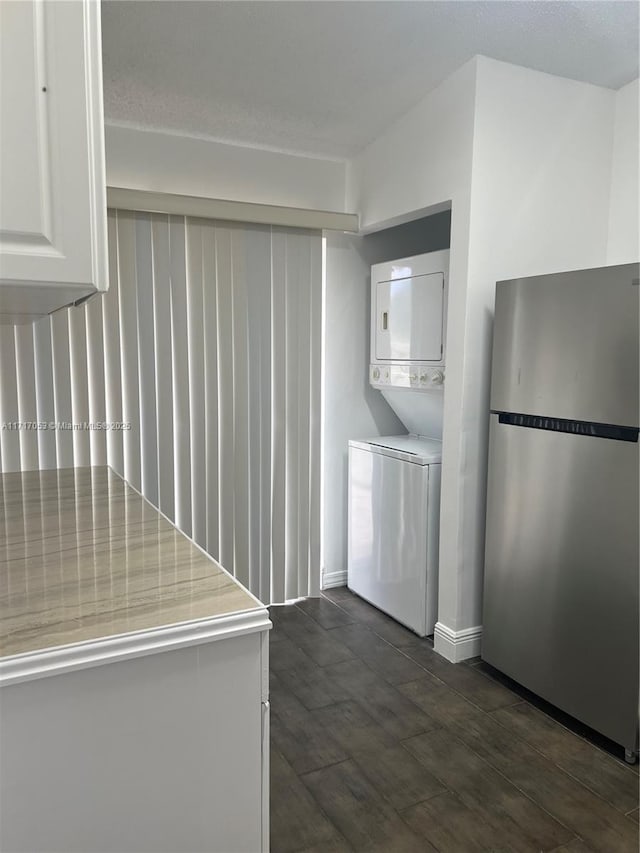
[348, 435, 442, 636]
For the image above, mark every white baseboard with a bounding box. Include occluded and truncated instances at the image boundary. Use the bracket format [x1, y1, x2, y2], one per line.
[321, 570, 347, 590]
[434, 622, 483, 663]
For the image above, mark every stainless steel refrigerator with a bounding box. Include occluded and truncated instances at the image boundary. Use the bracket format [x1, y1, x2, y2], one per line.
[482, 262, 639, 762]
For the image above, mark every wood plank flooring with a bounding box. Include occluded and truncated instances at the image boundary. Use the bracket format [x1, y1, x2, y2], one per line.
[270, 588, 639, 853]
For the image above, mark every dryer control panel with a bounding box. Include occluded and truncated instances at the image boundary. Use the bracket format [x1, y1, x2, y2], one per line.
[370, 363, 445, 390]
[370, 249, 449, 388]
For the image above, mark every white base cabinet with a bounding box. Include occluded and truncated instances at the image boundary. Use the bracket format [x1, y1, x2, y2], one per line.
[0, 629, 270, 853]
[0, 0, 107, 322]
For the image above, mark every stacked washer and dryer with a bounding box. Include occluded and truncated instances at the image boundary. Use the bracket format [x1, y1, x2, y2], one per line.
[347, 250, 449, 636]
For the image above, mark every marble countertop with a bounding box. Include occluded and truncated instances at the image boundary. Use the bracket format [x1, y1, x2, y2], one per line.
[0, 467, 265, 664]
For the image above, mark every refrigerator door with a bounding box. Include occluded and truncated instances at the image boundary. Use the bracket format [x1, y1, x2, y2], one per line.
[348, 444, 436, 635]
[483, 413, 639, 750]
[491, 263, 639, 427]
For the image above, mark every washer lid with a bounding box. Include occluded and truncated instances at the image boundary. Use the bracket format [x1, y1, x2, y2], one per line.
[349, 434, 442, 465]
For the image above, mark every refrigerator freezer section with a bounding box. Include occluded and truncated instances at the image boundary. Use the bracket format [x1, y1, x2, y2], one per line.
[490, 263, 639, 428]
[347, 439, 441, 636]
[483, 414, 639, 750]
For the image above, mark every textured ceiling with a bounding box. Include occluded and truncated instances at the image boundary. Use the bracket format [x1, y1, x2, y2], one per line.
[102, 1, 640, 159]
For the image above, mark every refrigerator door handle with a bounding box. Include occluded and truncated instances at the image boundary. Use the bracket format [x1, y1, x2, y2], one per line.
[495, 411, 639, 443]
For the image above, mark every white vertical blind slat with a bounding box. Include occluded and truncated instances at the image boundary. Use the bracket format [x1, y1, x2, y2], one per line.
[69, 307, 91, 467]
[283, 230, 300, 601]
[14, 324, 39, 471]
[308, 236, 323, 597]
[294, 233, 312, 598]
[215, 226, 235, 571]
[117, 211, 141, 489]
[50, 310, 74, 468]
[33, 317, 57, 468]
[246, 226, 271, 598]
[231, 226, 250, 589]
[258, 232, 273, 604]
[186, 220, 206, 548]
[135, 214, 159, 506]
[203, 220, 219, 559]
[86, 292, 107, 467]
[151, 214, 174, 522]
[0, 328, 20, 472]
[270, 228, 287, 602]
[103, 210, 124, 477]
[169, 215, 191, 536]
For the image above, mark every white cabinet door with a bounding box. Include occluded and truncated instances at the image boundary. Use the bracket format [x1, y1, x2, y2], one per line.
[0, 631, 269, 853]
[0, 0, 107, 322]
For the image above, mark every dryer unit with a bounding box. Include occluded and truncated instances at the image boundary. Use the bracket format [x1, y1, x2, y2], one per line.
[369, 249, 449, 440]
[370, 249, 449, 395]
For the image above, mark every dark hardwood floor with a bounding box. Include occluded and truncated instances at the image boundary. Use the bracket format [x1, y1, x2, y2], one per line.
[269, 588, 639, 853]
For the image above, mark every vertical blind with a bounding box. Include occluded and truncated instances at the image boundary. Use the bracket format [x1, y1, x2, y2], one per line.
[0, 210, 322, 602]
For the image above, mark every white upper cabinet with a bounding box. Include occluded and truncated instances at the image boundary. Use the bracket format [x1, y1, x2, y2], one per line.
[0, 0, 107, 323]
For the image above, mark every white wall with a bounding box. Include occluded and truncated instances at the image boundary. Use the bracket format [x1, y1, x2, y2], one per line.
[106, 123, 347, 212]
[345, 59, 478, 652]
[346, 58, 478, 231]
[607, 78, 639, 264]
[437, 57, 616, 650]
[322, 232, 404, 587]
